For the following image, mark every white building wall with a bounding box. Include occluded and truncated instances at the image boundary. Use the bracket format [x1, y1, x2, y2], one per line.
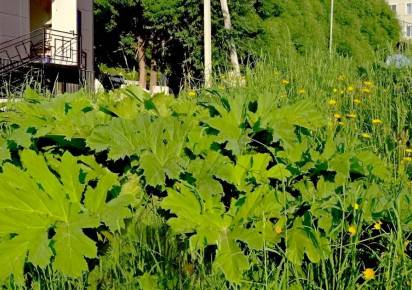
[0, 0, 30, 44]
[51, 0, 77, 65]
[387, 0, 412, 38]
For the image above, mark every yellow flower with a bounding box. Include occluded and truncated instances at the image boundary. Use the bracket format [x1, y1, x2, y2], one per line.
[363, 268, 376, 281]
[403, 157, 412, 163]
[281, 79, 289, 85]
[346, 113, 357, 119]
[373, 221, 382, 230]
[363, 80, 373, 86]
[183, 262, 195, 275]
[334, 113, 342, 119]
[347, 86, 354, 92]
[354, 203, 360, 210]
[362, 88, 371, 94]
[188, 90, 197, 97]
[348, 225, 357, 236]
[328, 99, 337, 106]
[372, 119, 383, 125]
[405, 148, 412, 154]
[353, 98, 361, 105]
[361, 133, 372, 139]
[333, 88, 338, 93]
[275, 226, 283, 234]
[298, 88, 306, 94]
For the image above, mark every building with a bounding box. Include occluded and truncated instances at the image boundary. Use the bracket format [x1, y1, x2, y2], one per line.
[0, 0, 94, 94]
[387, 0, 412, 39]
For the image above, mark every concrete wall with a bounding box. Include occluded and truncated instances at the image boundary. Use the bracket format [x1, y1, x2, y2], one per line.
[0, 0, 30, 44]
[387, 0, 412, 38]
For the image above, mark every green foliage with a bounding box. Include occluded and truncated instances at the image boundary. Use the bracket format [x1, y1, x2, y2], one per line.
[0, 73, 410, 287]
[0, 150, 139, 283]
[94, 0, 400, 86]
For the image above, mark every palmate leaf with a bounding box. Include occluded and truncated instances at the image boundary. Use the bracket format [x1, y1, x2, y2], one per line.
[161, 186, 269, 283]
[87, 117, 146, 160]
[187, 151, 234, 196]
[213, 231, 250, 283]
[0, 150, 135, 283]
[268, 101, 325, 149]
[286, 222, 331, 266]
[204, 96, 249, 155]
[4, 94, 111, 140]
[87, 115, 190, 186]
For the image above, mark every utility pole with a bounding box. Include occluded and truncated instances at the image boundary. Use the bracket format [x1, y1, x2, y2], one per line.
[329, 0, 334, 56]
[204, 0, 212, 88]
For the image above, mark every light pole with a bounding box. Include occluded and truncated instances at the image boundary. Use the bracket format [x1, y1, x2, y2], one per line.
[204, 0, 212, 88]
[329, 0, 334, 56]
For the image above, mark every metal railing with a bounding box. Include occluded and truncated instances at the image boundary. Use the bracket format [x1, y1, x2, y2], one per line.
[0, 27, 85, 75]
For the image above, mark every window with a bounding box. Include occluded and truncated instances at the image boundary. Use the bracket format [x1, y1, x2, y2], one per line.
[407, 3, 412, 14]
[407, 25, 412, 37]
[390, 4, 397, 12]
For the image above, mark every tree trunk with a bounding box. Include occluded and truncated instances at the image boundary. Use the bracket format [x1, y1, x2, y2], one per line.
[137, 36, 147, 90]
[150, 58, 158, 93]
[204, 0, 212, 88]
[220, 0, 240, 76]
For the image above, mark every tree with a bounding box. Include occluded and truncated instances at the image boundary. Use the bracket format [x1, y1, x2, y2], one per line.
[94, 0, 148, 88]
[219, 0, 240, 76]
[204, 0, 212, 87]
[94, 0, 400, 91]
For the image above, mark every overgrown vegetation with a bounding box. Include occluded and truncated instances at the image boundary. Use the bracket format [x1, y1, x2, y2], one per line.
[0, 47, 411, 289]
[94, 0, 400, 90]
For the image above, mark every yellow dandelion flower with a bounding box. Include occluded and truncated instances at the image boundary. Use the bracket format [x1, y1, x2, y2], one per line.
[328, 99, 337, 106]
[363, 81, 373, 86]
[353, 98, 361, 105]
[361, 133, 372, 139]
[298, 88, 306, 94]
[362, 88, 371, 94]
[403, 157, 412, 163]
[372, 119, 383, 125]
[405, 148, 412, 154]
[363, 268, 376, 281]
[346, 113, 357, 119]
[354, 203, 360, 210]
[275, 226, 283, 234]
[347, 86, 354, 92]
[281, 79, 289, 85]
[348, 225, 357, 236]
[188, 90, 197, 97]
[334, 113, 342, 119]
[373, 221, 382, 230]
[183, 263, 195, 275]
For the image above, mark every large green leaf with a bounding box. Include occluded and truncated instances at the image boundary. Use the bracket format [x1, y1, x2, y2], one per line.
[0, 150, 136, 282]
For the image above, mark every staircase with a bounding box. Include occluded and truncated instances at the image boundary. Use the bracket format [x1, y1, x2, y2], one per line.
[0, 27, 84, 96]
